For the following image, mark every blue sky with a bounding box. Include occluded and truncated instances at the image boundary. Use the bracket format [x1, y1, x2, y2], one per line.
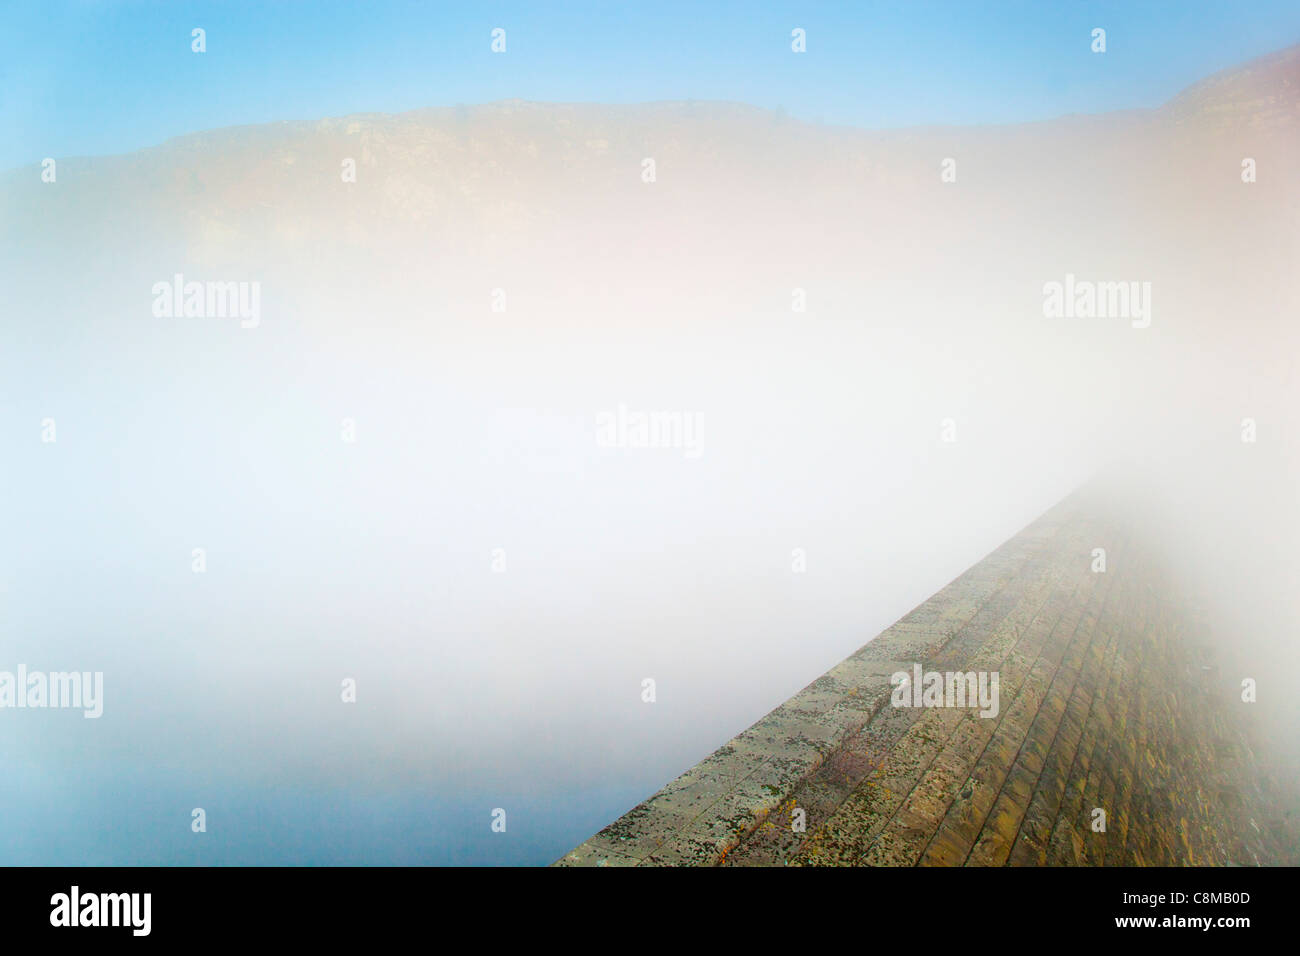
[3, 1, 1299, 169]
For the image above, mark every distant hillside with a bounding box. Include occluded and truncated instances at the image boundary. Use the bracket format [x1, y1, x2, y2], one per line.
[4, 44, 1298, 269]
[1163, 42, 1300, 130]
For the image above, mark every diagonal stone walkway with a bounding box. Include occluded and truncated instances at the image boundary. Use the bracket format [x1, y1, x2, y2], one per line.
[555, 487, 1286, 867]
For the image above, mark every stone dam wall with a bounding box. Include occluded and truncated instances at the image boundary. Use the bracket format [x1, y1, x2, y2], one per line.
[556, 489, 1295, 866]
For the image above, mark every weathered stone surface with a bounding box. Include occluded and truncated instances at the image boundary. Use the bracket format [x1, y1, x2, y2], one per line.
[555, 488, 1296, 867]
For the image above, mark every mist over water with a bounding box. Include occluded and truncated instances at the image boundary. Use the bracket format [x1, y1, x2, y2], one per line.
[2, 60, 1298, 862]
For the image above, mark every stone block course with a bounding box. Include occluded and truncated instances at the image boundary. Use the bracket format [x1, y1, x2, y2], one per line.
[555, 490, 1294, 867]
